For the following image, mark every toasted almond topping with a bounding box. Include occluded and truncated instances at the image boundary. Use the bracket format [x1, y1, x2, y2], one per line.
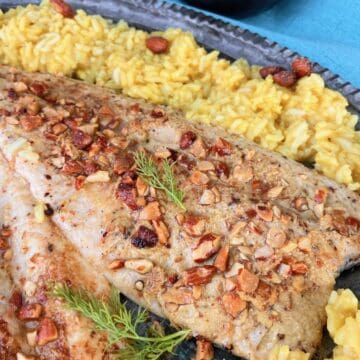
[214, 245, 230, 272]
[36, 317, 58, 346]
[78, 123, 98, 135]
[152, 220, 170, 245]
[20, 115, 43, 132]
[281, 242, 297, 253]
[162, 288, 194, 305]
[125, 259, 154, 274]
[277, 263, 291, 278]
[293, 197, 308, 211]
[183, 265, 217, 286]
[26, 331, 37, 347]
[154, 147, 172, 159]
[266, 228, 286, 248]
[85, 170, 110, 183]
[195, 339, 214, 360]
[52, 123, 67, 135]
[192, 233, 221, 263]
[224, 278, 236, 292]
[199, 189, 215, 205]
[292, 276, 306, 292]
[197, 161, 215, 172]
[139, 201, 161, 221]
[237, 269, 259, 293]
[291, 262, 308, 275]
[189, 138, 207, 159]
[233, 164, 253, 182]
[18, 303, 42, 321]
[222, 292, 247, 318]
[16, 353, 35, 360]
[192, 285, 202, 300]
[256, 205, 273, 222]
[267, 186, 283, 199]
[13, 82, 28, 92]
[314, 188, 328, 204]
[190, 170, 209, 186]
[175, 213, 185, 225]
[230, 221, 246, 236]
[211, 187, 221, 203]
[108, 259, 125, 270]
[254, 245, 274, 259]
[225, 262, 244, 278]
[183, 214, 206, 237]
[298, 237, 311, 252]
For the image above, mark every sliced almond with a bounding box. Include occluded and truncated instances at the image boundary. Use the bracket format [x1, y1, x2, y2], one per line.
[222, 292, 247, 318]
[136, 177, 149, 196]
[277, 263, 291, 279]
[233, 164, 253, 182]
[267, 186, 283, 199]
[36, 318, 58, 346]
[189, 138, 207, 159]
[139, 201, 161, 221]
[199, 189, 215, 205]
[108, 259, 125, 270]
[85, 170, 110, 183]
[192, 233, 221, 263]
[237, 269, 259, 293]
[225, 262, 244, 278]
[214, 245, 229, 272]
[192, 285, 202, 300]
[13, 81, 28, 92]
[182, 265, 217, 286]
[152, 220, 170, 245]
[125, 259, 153, 274]
[298, 237, 311, 252]
[254, 245, 274, 259]
[190, 171, 209, 186]
[256, 205, 273, 222]
[211, 187, 221, 203]
[291, 262, 308, 275]
[224, 278, 236, 292]
[26, 331, 37, 347]
[266, 228, 286, 248]
[162, 288, 194, 305]
[197, 161, 215, 172]
[230, 221, 246, 236]
[183, 214, 206, 237]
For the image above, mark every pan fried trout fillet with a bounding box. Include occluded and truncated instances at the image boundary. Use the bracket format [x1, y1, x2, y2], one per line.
[0, 66, 359, 359]
[0, 152, 111, 359]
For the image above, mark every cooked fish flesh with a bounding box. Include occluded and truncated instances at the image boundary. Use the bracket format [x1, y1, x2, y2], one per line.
[0, 66, 359, 359]
[0, 151, 111, 359]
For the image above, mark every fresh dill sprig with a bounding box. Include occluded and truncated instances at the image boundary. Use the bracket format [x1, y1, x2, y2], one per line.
[134, 151, 186, 210]
[52, 284, 190, 360]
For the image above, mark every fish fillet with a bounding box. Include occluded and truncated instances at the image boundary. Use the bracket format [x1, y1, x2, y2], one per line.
[0, 66, 359, 359]
[0, 151, 111, 359]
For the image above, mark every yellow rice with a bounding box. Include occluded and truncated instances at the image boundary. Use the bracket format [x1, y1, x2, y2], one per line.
[0, 1, 359, 190]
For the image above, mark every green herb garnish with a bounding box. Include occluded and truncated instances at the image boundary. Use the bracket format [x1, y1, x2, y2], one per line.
[52, 284, 189, 360]
[134, 151, 186, 210]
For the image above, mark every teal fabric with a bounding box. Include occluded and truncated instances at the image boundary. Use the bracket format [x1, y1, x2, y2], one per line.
[167, 0, 360, 88]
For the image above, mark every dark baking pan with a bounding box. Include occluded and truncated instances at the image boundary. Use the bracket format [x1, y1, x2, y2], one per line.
[0, 1, 359, 359]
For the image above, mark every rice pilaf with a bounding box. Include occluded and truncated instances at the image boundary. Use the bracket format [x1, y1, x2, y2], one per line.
[0, 0, 359, 190]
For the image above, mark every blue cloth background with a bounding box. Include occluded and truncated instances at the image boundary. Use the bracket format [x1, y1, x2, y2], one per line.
[167, 0, 360, 89]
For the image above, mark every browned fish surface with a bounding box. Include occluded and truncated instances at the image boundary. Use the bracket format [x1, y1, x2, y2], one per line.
[0, 66, 359, 359]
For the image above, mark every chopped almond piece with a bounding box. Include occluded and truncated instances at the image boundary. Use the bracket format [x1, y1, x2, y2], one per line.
[291, 262, 308, 275]
[277, 263, 291, 279]
[214, 245, 229, 272]
[18, 303, 42, 321]
[139, 201, 161, 221]
[183, 265, 217, 286]
[36, 318, 58, 346]
[195, 338, 214, 360]
[152, 220, 170, 245]
[192, 285, 202, 300]
[222, 292, 246, 318]
[233, 164, 253, 182]
[211, 137, 233, 156]
[254, 245, 274, 259]
[162, 288, 194, 305]
[192, 233, 221, 263]
[197, 161, 215, 172]
[85, 170, 110, 183]
[20, 115, 42, 132]
[266, 228, 286, 248]
[267, 186, 283, 199]
[298, 237, 311, 252]
[293, 197, 308, 211]
[189, 138, 207, 159]
[199, 189, 215, 205]
[136, 177, 149, 196]
[237, 269, 259, 293]
[108, 259, 125, 270]
[190, 170, 209, 186]
[125, 259, 153, 274]
[183, 214, 206, 237]
[314, 188, 328, 204]
[26, 331, 37, 347]
[256, 205, 273, 222]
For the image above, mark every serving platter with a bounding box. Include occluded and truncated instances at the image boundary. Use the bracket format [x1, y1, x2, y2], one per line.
[0, 1, 359, 359]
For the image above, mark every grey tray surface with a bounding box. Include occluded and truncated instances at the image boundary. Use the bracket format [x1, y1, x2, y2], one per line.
[1, 1, 359, 359]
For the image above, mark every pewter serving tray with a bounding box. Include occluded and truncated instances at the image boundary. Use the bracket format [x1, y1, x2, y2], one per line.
[1, 1, 359, 358]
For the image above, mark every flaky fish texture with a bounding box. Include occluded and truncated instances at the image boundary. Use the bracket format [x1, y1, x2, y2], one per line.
[0, 66, 359, 359]
[0, 152, 111, 359]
